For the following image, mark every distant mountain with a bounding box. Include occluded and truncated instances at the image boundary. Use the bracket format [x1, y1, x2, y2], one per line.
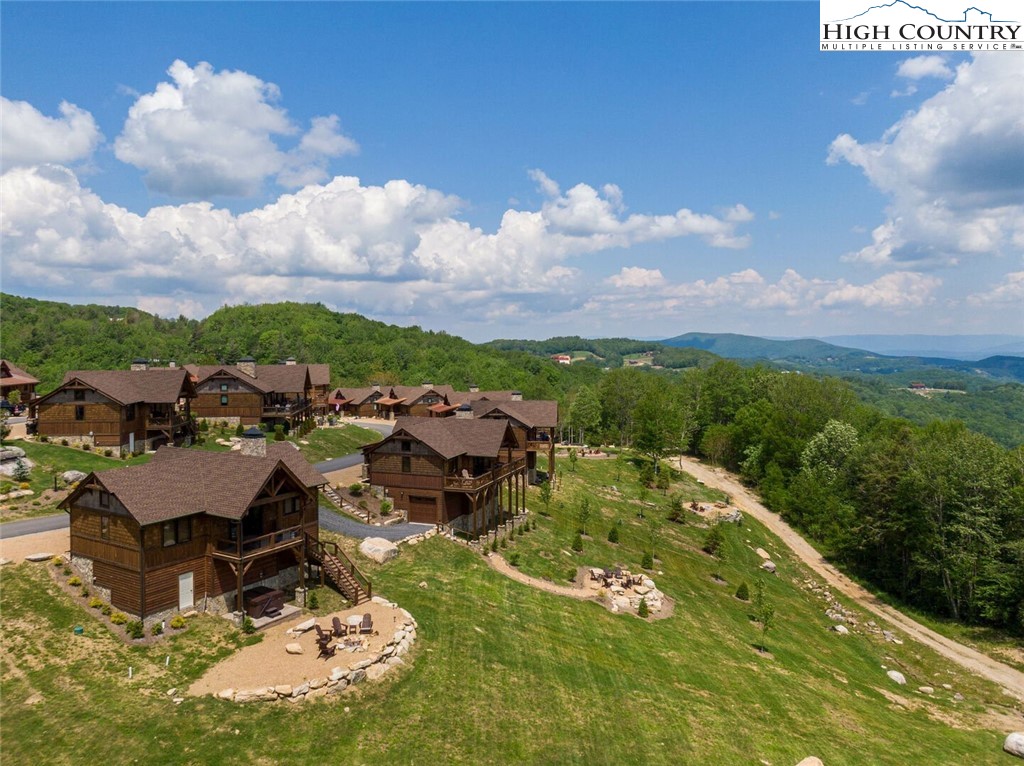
[819, 334, 1024, 361]
[659, 332, 865, 362]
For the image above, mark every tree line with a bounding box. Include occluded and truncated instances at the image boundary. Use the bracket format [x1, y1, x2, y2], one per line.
[565, 363, 1024, 631]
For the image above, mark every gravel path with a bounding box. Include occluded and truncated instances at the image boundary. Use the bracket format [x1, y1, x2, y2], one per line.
[674, 454, 1024, 699]
[486, 554, 595, 600]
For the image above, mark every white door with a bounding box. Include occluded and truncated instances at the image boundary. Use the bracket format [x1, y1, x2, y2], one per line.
[178, 571, 194, 610]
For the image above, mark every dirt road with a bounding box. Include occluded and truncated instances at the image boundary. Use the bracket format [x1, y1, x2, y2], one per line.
[674, 455, 1024, 699]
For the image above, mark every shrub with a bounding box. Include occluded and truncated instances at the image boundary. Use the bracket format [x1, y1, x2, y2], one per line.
[500, 536, 508, 549]
[607, 525, 620, 544]
[110, 612, 128, 625]
[380, 500, 393, 516]
[102, 604, 113, 616]
[357, 500, 368, 511]
[81, 443, 92, 451]
[89, 596, 103, 609]
[169, 615, 186, 630]
[61, 439, 69, 446]
[508, 551, 521, 567]
[735, 581, 750, 601]
[19, 482, 30, 490]
[125, 620, 144, 639]
[68, 576, 82, 586]
[641, 551, 654, 570]
[703, 523, 725, 558]
[490, 537, 498, 553]
[306, 590, 320, 610]
[235, 423, 245, 437]
[273, 425, 286, 442]
[104, 448, 114, 457]
[39, 435, 49, 443]
[242, 616, 256, 634]
[566, 568, 577, 583]
[80, 587, 89, 597]
[151, 623, 163, 636]
[637, 597, 650, 618]
[51, 556, 63, 567]
[199, 420, 210, 432]
[348, 482, 364, 496]
[12, 459, 30, 482]
[220, 420, 229, 429]
[571, 533, 584, 552]
[62, 566, 72, 576]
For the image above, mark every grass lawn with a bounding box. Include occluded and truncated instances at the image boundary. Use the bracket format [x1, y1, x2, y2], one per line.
[0, 439, 151, 522]
[193, 423, 380, 463]
[1, 453, 1018, 765]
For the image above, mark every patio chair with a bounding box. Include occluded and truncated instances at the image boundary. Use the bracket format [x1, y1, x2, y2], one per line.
[332, 616, 348, 638]
[317, 635, 336, 659]
[359, 613, 373, 635]
[314, 623, 331, 642]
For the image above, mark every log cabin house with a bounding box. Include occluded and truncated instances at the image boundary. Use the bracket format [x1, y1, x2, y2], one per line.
[363, 417, 527, 536]
[1, 360, 39, 404]
[328, 383, 458, 419]
[466, 399, 557, 485]
[185, 358, 316, 429]
[60, 431, 370, 623]
[31, 367, 196, 452]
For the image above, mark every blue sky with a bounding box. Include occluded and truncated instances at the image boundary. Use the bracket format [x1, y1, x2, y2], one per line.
[2, 2, 1021, 342]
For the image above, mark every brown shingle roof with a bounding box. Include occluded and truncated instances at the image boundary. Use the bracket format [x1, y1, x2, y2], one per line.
[385, 416, 511, 459]
[186, 364, 311, 395]
[75, 444, 326, 525]
[472, 400, 558, 428]
[308, 364, 331, 387]
[0, 360, 39, 387]
[332, 387, 382, 405]
[56, 369, 194, 405]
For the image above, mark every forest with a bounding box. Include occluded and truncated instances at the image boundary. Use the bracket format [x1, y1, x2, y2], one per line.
[3, 293, 1021, 631]
[563, 363, 1024, 632]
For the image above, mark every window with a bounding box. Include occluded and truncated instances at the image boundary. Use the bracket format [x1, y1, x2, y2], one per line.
[220, 395, 229, 406]
[284, 497, 301, 515]
[75, 405, 85, 421]
[220, 383, 229, 392]
[400, 440, 411, 452]
[162, 517, 192, 546]
[125, 404, 135, 420]
[100, 515, 110, 540]
[73, 389, 86, 401]
[99, 490, 110, 508]
[401, 456, 411, 473]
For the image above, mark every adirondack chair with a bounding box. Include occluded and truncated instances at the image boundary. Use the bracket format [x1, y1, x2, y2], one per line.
[317, 635, 336, 659]
[332, 616, 348, 638]
[359, 613, 373, 635]
[314, 623, 332, 643]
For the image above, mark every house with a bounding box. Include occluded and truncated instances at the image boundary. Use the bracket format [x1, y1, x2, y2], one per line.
[60, 431, 369, 623]
[31, 367, 196, 452]
[551, 354, 572, 365]
[363, 417, 527, 537]
[185, 358, 316, 429]
[327, 383, 459, 419]
[0, 360, 39, 403]
[465, 399, 558, 485]
[327, 385, 386, 417]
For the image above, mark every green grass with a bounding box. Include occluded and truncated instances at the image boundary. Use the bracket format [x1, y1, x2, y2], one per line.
[286, 423, 381, 463]
[1, 454, 1018, 765]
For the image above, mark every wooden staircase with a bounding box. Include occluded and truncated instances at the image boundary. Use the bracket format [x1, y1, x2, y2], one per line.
[306, 534, 372, 605]
[321, 484, 344, 508]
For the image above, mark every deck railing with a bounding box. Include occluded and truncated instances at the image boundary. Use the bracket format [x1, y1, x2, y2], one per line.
[212, 524, 304, 561]
[444, 456, 526, 490]
[305, 534, 372, 601]
[262, 398, 312, 417]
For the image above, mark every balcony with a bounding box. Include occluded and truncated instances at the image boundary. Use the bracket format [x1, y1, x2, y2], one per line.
[146, 413, 190, 430]
[210, 524, 304, 562]
[445, 456, 526, 491]
[262, 398, 312, 418]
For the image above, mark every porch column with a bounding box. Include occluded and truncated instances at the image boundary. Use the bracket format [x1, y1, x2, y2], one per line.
[506, 476, 513, 525]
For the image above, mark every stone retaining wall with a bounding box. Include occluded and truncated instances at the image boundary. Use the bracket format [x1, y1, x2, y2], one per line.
[215, 599, 418, 704]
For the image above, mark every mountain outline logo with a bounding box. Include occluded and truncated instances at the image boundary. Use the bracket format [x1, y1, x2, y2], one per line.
[829, 1, 1018, 23]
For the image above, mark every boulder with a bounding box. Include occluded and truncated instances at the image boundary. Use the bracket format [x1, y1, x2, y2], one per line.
[1003, 732, 1024, 759]
[293, 617, 316, 633]
[330, 667, 349, 682]
[285, 642, 303, 655]
[832, 625, 849, 635]
[350, 657, 376, 671]
[886, 670, 907, 686]
[953, 692, 965, 701]
[0, 446, 26, 460]
[366, 663, 389, 681]
[761, 560, 777, 574]
[348, 668, 367, 685]
[62, 470, 87, 484]
[755, 547, 770, 560]
[386, 656, 405, 667]
[217, 688, 235, 701]
[917, 686, 934, 695]
[25, 553, 56, 562]
[274, 685, 293, 697]
[360, 537, 399, 564]
[795, 758, 824, 766]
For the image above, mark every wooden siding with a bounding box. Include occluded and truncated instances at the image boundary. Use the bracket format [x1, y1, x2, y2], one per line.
[37, 400, 123, 438]
[94, 560, 142, 615]
[144, 557, 207, 614]
[193, 391, 263, 422]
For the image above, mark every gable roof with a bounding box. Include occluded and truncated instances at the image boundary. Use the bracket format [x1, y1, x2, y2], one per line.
[456, 390, 519, 403]
[380, 416, 512, 459]
[472, 399, 558, 428]
[308, 364, 331, 387]
[42, 369, 195, 406]
[332, 387, 383, 405]
[0, 360, 39, 388]
[388, 385, 453, 406]
[186, 364, 312, 394]
[63, 443, 326, 525]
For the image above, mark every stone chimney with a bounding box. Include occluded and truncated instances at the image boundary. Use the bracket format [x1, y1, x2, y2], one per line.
[237, 356, 257, 378]
[240, 426, 267, 458]
[455, 403, 474, 419]
[130, 358, 149, 372]
[284, 357, 297, 366]
[468, 383, 479, 393]
[371, 382, 381, 392]
[510, 390, 523, 401]
[168, 361, 177, 369]
[422, 381, 433, 389]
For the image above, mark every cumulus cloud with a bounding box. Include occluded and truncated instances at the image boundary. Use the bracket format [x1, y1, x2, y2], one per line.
[113, 60, 358, 197]
[896, 55, 954, 81]
[966, 271, 1024, 306]
[582, 268, 941, 322]
[606, 267, 665, 289]
[828, 54, 1024, 267]
[1, 98, 103, 170]
[0, 165, 752, 320]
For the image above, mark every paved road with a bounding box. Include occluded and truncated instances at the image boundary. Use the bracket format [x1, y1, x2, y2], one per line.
[0, 513, 68, 539]
[313, 453, 364, 473]
[318, 505, 432, 540]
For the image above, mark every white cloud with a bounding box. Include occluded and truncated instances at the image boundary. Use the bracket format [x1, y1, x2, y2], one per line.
[606, 267, 665, 289]
[966, 271, 1024, 306]
[0, 165, 752, 320]
[828, 54, 1024, 267]
[113, 60, 358, 197]
[817, 271, 940, 309]
[896, 55, 954, 81]
[1, 98, 102, 170]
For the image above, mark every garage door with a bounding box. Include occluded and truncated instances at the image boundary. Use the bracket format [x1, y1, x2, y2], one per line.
[407, 495, 437, 524]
